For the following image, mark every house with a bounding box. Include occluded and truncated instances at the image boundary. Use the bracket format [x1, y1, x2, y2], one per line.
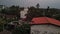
[30, 17, 60, 34]
[20, 8, 28, 19]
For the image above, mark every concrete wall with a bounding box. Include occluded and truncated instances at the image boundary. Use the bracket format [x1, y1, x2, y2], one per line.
[31, 25, 60, 34]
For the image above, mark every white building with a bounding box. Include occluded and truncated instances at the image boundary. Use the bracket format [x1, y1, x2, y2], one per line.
[20, 8, 28, 19]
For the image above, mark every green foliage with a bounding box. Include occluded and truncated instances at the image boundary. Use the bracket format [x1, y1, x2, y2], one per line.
[12, 24, 30, 34]
[0, 17, 6, 25]
[0, 17, 7, 32]
[27, 7, 60, 21]
[1, 5, 20, 15]
[0, 25, 3, 32]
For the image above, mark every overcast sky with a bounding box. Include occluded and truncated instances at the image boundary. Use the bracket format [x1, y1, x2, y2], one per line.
[0, 0, 60, 9]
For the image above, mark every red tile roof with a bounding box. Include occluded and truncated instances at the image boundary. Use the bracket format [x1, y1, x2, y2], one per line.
[30, 17, 60, 26]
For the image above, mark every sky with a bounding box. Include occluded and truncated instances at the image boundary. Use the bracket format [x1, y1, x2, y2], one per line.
[0, 0, 60, 9]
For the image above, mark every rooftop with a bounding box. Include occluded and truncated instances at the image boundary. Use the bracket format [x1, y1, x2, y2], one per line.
[30, 17, 60, 26]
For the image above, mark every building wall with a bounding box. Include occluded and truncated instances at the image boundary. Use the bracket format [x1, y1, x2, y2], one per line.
[20, 8, 28, 18]
[31, 25, 60, 34]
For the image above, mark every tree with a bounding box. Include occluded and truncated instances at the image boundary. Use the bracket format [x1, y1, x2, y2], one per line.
[36, 3, 40, 9]
[0, 17, 7, 32]
[27, 6, 43, 21]
[12, 21, 30, 34]
[9, 5, 20, 20]
[45, 6, 50, 17]
[47, 6, 50, 11]
[26, 6, 36, 21]
[9, 5, 20, 14]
